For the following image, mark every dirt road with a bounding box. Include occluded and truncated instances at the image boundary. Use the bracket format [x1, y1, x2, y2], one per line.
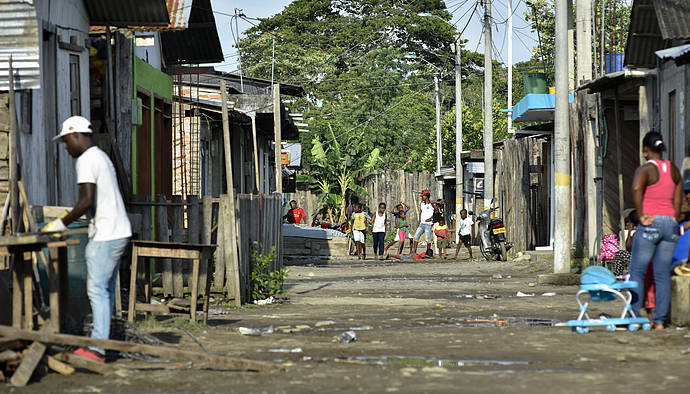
[17, 253, 690, 393]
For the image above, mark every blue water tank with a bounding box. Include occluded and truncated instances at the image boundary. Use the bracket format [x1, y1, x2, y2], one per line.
[605, 53, 626, 74]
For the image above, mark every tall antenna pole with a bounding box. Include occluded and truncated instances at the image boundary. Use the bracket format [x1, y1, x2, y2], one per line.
[235, 8, 244, 92]
[483, 0, 494, 210]
[455, 37, 464, 218]
[435, 72, 442, 199]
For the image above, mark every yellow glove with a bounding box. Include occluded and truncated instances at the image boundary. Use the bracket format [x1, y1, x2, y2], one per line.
[42, 218, 67, 233]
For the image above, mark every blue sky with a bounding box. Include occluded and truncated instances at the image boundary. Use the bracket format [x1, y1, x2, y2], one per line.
[209, 0, 540, 72]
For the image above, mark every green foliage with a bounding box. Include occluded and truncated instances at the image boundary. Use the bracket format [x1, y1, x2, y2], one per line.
[250, 246, 290, 301]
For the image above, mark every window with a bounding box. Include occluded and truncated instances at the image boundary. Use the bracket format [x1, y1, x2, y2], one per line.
[69, 54, 80, 116]
[669, 90, 676, 162]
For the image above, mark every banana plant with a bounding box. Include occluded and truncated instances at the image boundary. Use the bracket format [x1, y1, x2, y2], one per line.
[303, 124, 380, 224]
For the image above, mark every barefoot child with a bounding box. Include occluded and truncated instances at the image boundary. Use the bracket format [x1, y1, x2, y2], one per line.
[454, 209, 474, 260]
[434, 217, 449, 259]
[351, 203, 370, 260]
[394, 211, 410, 254]
[384, 202, 411, 253]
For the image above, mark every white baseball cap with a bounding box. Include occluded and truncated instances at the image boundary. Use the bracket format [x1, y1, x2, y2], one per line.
[53, 116, 92, 142]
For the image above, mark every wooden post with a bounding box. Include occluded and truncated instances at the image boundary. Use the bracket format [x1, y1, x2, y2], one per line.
[221, 194, 241, 302]
[220, 80, 241, 303]
[250, 114, 260, 193]
[213, 198, 225, 292]
[155, 194, 173, 296]
[273, 84, 282, 194]
[8, 56, 19, 235]
[171, 195, 184, 297]
[614, 94, 625, 248]
[200, 195, 212, 294]
[187, 195, 201, 296]
[639, 84, 649, 165]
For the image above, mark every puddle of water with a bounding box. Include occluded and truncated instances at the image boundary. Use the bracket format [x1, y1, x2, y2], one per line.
[301, 355, 578, 374]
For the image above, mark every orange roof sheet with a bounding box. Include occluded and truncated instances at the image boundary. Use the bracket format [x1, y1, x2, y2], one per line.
[90, 0, 191, 32]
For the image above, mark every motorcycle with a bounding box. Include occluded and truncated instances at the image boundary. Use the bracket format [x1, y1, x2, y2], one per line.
[477, 198, 513, 261]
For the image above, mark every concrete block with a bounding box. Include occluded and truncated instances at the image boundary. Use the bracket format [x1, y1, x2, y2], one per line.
[671, 276, 690, 326]
[537, 273, 580, 286]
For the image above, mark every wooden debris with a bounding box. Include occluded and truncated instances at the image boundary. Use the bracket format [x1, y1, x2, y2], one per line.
[52, 352, 107, 375]
[0, 325, 277, 372]
[44, 355, 75, 375]
[9, 341, 46, 386]
[0, 349, 20, 362]
[0, 338, 25, 350]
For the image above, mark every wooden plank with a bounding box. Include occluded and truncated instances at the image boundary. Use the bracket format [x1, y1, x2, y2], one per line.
[0, 338, 25, 350]
[52, 352, 108, 374]
[44, 355, 75, 375]
[127, 245, 139, 323]
[190, 259, 200, 322]
[220, 80, 241, 303]
[171, 195, 185, 297]
[213, 197, 225, 292]
[9, 341, 46, 386]
[0, 326, 277, 372]
[200, 196, 213, 295]
[11, 255, 22, 327]
[222, 195, 240, 301]
[155, 194, 173, 297]
[133, 247, 205, 260]
[22, 258, 32, 330]
[187, 195, 201, 296]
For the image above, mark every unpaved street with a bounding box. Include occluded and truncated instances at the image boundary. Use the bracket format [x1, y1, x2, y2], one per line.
[15, 254, 690, 393]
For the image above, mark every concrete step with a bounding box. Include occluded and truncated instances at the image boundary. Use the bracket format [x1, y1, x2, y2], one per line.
[671, 276, 690, 326]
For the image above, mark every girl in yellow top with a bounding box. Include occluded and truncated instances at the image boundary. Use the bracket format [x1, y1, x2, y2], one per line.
[351, 204, 371, 260]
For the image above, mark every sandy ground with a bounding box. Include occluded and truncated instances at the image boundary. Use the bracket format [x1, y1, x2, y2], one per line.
[9, 247, 690, 393]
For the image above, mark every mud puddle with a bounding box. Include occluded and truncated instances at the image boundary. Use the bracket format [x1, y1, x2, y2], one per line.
[299, 355, 577, 374]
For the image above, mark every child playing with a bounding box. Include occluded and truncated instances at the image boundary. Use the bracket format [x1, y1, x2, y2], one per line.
[454, 209, 474, 260]
[394, 211, 410, 254]
[371, 202, 388, 260]
[434, 217, 450, 259]
[384, 202, 412, 253]
[351, 203, 370, 260]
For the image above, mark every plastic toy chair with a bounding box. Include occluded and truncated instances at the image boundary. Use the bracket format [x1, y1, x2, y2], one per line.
[566, 266, 651, 333]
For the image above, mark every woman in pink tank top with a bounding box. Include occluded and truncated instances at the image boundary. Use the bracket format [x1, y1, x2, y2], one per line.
[629, 132, 682, 330]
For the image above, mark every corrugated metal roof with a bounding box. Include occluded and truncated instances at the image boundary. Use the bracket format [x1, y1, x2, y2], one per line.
[159, 0, 223, 65]
[625, 0, 690, 68]
[90, 0, 192, 32]
[0, 0, 40, 91]
[654, 0, 690, 40]
[84, 0, 170, 27]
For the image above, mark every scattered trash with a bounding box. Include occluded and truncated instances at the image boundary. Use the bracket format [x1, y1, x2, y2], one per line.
[528, 282, 536, 287]
[541, 292, 556, 297]
[254, 296, 276, 306]
[238, 326, 274, 336]
[492, 274, 503, 279]
[516, 291, 535, 297]
[268, 347, 303, 353]
[681, 348, 690, 355]
[337, 331, 357, 344]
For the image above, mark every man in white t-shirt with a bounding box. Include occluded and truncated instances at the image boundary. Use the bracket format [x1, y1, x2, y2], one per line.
[43, 116, 132, 363]
[454, 209, 474, 260]
[413, 189, 434, 253]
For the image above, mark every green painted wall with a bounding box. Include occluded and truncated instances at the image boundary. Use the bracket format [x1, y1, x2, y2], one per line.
[131, 56, 172, 196]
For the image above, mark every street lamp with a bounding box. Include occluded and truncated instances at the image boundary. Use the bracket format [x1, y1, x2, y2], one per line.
[417, 12, 465, 221]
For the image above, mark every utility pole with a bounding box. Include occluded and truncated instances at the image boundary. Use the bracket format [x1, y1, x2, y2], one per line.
[435, 72, 443, 199]
[507, 0, 513, 134]
[234, 8, 244, 92]
[274, 84, 282, 194]
[455, 38, 464, 218]
[483, 0, 493, 210]
[554, 0, 571, 273]
[577, 0, 595, 258]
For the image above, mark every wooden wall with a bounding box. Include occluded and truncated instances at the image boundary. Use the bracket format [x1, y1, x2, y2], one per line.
[496, 137, 551, 252]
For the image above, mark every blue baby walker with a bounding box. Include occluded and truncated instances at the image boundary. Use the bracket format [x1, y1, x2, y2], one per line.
[566, 266, 651, 333]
